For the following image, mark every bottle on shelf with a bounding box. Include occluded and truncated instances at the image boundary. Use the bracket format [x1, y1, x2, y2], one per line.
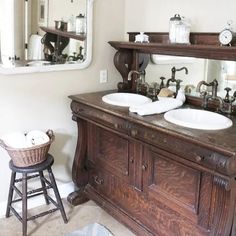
[75, 14, 86, 34]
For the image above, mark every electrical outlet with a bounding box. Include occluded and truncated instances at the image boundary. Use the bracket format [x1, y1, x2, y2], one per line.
[100, 69, 108, 83]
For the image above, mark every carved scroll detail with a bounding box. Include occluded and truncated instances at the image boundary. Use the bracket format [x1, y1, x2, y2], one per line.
[114, 50, 132, 92]
[210, 175, 236, 236]
[67, 101, 89, 206]
[202, 152, 236, 176]
[213, 175, 232, 191]
[113, 50, 150, 92]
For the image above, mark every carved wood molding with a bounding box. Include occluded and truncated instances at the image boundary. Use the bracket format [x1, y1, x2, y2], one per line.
[113, 49, 150, 92]
[203, 153, 236, 176]
[213, 175, 232, 191]
[69, 103, 89, 189]
[211, 175, 236, 236]
[113, 50, 132, 91]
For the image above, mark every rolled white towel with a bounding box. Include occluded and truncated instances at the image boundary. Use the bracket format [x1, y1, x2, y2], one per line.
[175, 88, 186, 103]
[129, 90, 185, 116]
[1, 132, 27, 148]
[26, 130, 49, 147]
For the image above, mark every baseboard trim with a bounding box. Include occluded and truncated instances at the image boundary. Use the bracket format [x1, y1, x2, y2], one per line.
[0, 181, 74, 218]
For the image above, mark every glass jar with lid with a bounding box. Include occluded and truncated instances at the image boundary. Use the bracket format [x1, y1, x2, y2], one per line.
[75, 14, 86, 34]
[169, 14, 181, 43]
[169, 14, 191, 44]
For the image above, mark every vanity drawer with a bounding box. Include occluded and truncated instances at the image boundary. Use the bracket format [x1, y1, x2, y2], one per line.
[129, 123, 231, 174]
[71, 101, 130, 135]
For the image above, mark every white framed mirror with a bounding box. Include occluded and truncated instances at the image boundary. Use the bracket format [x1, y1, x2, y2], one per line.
[0, 0, 94, 74]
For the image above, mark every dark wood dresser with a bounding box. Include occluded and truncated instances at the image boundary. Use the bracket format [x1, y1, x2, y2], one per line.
[68, 90, 236, 236]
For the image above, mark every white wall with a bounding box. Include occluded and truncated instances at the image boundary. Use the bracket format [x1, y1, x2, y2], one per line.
[0, 0, 125, 212]
[125, 0, 236, 33]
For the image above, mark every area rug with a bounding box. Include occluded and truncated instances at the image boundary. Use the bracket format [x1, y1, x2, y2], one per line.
[66, 223, 114, 236]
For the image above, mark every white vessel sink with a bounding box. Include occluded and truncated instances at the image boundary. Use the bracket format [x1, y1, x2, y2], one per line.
[164, 108, 233, 130]
[102, 93, 152, 107]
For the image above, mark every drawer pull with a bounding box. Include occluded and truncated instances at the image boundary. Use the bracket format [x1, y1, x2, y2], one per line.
[195, 155, 203, 162]
[142, 164, 147, 171]
[94, 176, 104, 185]
[131, 129, 138, 137]
[114, 123, 119, 129]
[130, 158, 134, 163]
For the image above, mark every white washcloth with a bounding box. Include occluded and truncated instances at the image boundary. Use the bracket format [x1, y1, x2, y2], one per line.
[129, 90, 185, 116]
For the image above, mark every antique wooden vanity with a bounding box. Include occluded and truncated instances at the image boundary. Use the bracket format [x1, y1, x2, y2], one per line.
[68, 33, 236, 236]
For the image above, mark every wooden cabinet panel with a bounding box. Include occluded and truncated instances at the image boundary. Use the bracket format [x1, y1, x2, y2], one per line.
[143, 148, 202, 221]
[152, 156, 200, 212]
[87, 167, 209, 236]
[87, 123, 130, 181]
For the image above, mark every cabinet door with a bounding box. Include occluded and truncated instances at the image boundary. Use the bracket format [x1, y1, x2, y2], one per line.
[87, 123, 130, 182]
[142, 147, 213, 235]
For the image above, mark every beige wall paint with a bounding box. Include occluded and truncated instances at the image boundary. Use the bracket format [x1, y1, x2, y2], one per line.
[0, 0, 125, 204]
[125, 0, 236, 33]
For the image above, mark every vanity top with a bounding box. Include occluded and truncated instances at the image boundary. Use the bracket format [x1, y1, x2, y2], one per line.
[69, 90, 236, 156]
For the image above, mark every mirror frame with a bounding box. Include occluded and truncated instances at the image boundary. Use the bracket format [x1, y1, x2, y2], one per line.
[0, 0, 94, 74]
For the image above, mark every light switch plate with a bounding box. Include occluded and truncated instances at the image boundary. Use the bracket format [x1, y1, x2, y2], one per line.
[100, 69, 108, 83]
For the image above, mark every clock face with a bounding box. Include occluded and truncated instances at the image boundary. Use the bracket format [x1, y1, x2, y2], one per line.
[219, 29, 233, 45]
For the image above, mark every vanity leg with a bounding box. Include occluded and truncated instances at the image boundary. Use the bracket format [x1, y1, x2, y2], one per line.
[67, 187, 89, 206]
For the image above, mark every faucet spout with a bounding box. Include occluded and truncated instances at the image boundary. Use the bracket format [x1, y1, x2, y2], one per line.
[127, 70, 146, 94]
[171, 66, 188, 80]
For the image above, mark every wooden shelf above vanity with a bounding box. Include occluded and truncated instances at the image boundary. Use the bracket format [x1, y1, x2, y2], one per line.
[109, 32, 236, 61]
[40, 26, 86, 41]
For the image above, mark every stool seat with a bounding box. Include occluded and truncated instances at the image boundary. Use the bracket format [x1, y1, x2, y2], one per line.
[9, 154, 54, 173]
[6, 153, 68, 236]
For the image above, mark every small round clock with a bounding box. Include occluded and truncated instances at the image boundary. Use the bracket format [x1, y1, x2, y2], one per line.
[219, 29, 236, 46]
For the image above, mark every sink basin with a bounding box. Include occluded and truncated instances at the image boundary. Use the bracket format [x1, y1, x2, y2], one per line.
[102, 93, 152, 107]
[164, 108, 233, 130]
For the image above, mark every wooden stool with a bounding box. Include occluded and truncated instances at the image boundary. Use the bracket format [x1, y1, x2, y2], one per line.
[6, 153, 68, 236]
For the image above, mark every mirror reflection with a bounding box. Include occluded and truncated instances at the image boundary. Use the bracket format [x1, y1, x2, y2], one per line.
[145, 55, 236, 104]
[0, 0, 93, 72]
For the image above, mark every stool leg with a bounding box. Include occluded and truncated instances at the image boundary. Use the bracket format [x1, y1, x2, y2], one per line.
[22, 173, 28, 236]
[39, 171, 50, 205]
[6, 171, 16, 217]
[47, 167, 68, 223]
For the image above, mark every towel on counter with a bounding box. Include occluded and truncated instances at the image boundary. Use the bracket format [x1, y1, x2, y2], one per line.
[129, 90, 186, 116]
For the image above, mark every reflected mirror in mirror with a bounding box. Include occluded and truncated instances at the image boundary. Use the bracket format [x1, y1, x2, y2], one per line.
[145, 54, 236, 104]
[0, 0, 94, 74]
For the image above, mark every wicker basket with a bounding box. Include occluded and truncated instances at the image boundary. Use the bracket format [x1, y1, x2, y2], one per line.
[0, 130, 54, 167]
